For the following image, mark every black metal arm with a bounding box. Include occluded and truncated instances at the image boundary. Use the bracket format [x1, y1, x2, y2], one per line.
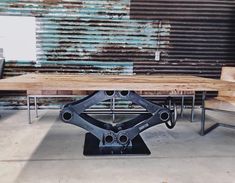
[60, 91, 177, 152]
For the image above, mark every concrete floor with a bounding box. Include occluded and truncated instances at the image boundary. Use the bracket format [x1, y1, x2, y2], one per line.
[0, 109, 234, 183]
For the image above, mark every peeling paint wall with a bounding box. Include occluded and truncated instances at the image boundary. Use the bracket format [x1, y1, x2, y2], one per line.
[0, 0, 235, 106]
[0, 0, 170, 76]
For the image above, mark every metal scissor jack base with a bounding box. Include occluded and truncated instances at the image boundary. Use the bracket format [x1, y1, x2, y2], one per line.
[60, 91, 177, 156]
[84, 133, 150, 156]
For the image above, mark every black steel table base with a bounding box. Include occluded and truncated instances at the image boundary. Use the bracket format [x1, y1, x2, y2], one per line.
[83, 133, 150, 156]
[61, 91, 177, 156]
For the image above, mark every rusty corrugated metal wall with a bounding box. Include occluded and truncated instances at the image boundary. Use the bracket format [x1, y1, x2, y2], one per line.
[131, 0, 235, 77]
[0, 0, 235, 107]
[0, 0, 234, 78]
[0, 0, 170, 76]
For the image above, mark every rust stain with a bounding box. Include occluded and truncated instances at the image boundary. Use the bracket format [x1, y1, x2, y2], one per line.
[9, 3, 25, 8]
[42, 0, 63, 5]
[89, 44, 152, 62]
[63, 2, 83, 9]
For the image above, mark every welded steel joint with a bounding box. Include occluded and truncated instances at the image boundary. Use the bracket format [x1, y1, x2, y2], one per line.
[60, 91, 177, 150]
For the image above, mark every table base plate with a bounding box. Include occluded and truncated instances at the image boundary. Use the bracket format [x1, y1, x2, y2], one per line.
[83, 133, 151, 156]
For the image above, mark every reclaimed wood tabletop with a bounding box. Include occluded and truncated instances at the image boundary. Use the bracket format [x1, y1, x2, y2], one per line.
[0, 73, 234, 92]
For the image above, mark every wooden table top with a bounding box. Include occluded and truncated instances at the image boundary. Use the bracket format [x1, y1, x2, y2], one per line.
[0, 73, 234, 92]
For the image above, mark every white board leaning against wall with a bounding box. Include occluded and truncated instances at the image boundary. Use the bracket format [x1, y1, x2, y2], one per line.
[0, 16, 36, 61]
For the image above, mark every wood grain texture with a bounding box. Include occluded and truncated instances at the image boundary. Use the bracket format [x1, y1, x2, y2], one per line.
[205, 96, 235, 112]
[0, 74, 235, 92]
[219, 67, 235, 97]
[205, 67, 235, 112]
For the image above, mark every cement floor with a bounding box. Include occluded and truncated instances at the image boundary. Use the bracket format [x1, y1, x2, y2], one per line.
[0, 109, 234, 183]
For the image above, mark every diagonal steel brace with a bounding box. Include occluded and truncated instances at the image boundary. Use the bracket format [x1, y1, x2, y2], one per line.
[60, 91, 176, 149]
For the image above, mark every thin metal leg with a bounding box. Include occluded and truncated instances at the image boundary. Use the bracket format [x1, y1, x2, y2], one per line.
[27, 96, 32, 124]
[112, 97, 115, 123]
[168, 97, 172, 108]
[180, 96, 184, 117]
[200, 91, 206, 135]
[191, 95, 195, 122]
[219, 123, 235, 129]
[200, 117, 235, 135]
[34, 97, 38, 118]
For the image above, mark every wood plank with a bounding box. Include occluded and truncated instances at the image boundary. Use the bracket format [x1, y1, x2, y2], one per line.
[0, 73, 234, 92]
[219, 67, 235, 97]
[205, 96, 235, 112]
